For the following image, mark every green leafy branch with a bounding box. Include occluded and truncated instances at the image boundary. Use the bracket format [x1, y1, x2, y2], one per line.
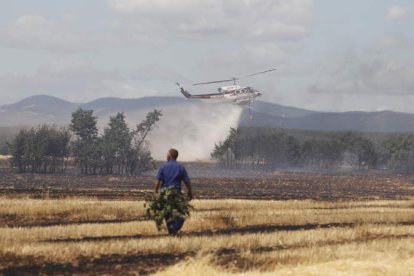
[144, 187, 193, 231]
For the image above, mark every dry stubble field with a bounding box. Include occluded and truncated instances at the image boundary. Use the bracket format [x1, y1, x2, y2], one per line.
[1, 164, 414, 275]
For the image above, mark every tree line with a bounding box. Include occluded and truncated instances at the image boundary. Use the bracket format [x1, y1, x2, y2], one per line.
[10, 108, 162, 175]
[212, 127, 414, 173]
[10, 125, 71, 173]
[0, 127, 20, 155]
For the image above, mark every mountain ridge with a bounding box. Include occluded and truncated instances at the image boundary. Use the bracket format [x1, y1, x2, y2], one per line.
[1, 94, 413, 133]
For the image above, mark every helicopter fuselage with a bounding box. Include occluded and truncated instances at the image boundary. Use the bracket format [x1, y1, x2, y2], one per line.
[177, 68, 274, 105]
[179, 85, 262, 105]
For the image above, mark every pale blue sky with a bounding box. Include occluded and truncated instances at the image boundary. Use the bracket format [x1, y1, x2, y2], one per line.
[0, 0, 413, 112]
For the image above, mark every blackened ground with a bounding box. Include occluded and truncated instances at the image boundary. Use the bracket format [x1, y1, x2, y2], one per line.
[0, 161, 413, 200]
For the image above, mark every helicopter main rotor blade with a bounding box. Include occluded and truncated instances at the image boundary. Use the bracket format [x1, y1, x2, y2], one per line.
[193, 79, 235, 86]
[240, 68, 277, 79]
[192, 68, 276, 86]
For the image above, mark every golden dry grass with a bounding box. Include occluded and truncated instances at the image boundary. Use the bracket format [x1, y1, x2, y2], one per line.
[0, 197, 146, 223]
[156, 247, 414, 276]
[1, 197, 414, 275]
[0, 155, 11, 160]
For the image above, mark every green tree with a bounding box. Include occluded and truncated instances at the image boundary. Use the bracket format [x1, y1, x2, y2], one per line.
[211, 128, 301, 170]
[10, 126, 70, 173]
[300, 139, 342, 169]
[129, 109, 163, 174]
[337, 132, 378, 169]
[10, 129, 29, 172]
[381, 134, 414, 173]
[102, 112, 133, 174]
[134, 109, 163, 149]
[211, 127, 239, 168]
[70, 108, 99, 174]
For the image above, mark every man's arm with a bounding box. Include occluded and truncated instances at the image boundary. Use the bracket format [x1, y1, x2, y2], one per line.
[155, 179, 162, 193]
[155, 166, 163, 193]
[182, 167, 193, 200]
[185, 181, 193, 200]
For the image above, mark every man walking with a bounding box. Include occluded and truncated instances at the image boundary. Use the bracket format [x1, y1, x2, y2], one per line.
[155, 148, 193, 235]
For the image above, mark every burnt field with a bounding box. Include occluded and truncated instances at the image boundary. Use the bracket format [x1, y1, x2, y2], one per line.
[0, 162, 414, 201]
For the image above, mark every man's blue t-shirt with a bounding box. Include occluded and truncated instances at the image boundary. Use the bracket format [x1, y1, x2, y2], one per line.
[156, 160, 190, 191]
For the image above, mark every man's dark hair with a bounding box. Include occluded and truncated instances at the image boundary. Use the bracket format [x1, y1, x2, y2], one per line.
[169, 148, 179, 160]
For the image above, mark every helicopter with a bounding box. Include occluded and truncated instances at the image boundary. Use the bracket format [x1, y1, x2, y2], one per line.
[176, 68, 276, 106]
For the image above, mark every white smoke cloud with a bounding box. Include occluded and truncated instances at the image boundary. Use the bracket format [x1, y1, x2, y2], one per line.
[0, 57, 152, 104]
[106, 0, 314, 68]
[0, 15, 99, 52]
[120, 102, 242, 161]
[106, 0, 314, 42]
[386, 5, 409, 21]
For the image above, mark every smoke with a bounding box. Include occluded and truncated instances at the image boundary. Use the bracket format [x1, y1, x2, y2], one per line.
[123, 102, 242, 161]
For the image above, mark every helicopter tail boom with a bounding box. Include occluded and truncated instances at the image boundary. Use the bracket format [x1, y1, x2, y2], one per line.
[176, 83, 192, 98]
[181, 88, 192, 98]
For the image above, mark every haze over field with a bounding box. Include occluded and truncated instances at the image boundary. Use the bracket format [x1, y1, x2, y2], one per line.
[3, 94, 414, 160]
[1, 1, 413, 113]
[120, 102, 243, 161]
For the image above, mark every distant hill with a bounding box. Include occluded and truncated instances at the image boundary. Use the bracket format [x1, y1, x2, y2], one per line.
[0, 95, 188, 127]
[81, 96, 187, 116]
[250, 100, 316, 118]
[1, 94, 414, 133]
[239, 109, 414, 133]
[0, 95, 78, 127]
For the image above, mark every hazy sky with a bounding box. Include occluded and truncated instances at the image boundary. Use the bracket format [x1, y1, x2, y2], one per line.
[1, 0, 413, 112]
